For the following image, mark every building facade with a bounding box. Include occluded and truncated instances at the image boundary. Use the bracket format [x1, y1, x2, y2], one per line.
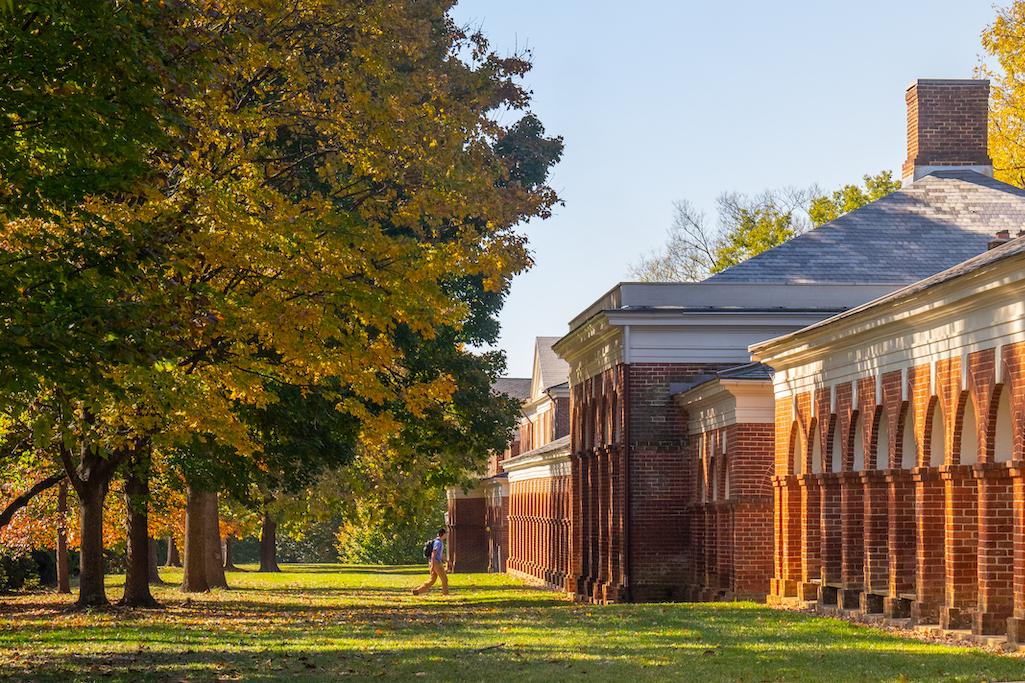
[752, 237, 1025, 640]
[447, 338, 571, 582]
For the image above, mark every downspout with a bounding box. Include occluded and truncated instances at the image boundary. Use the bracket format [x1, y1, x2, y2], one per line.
[621, 326, 632, 602]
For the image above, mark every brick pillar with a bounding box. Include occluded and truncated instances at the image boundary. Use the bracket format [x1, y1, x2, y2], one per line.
[861, 471, 888, 614]
[698, 504, 710, 597]
[587, 453, 599, 598]
[798, 476, 820, 601]
[596, 447, 609, 600]
[1007, 465, 1025, 643]
[940, 465, 978, 630]
[607, 446, 622, 601]
[838, 471, 864, 609]
[694, 501, 708, 600]
[974, 465, 1013, 635]
[818, 473, 842, 606]
[772, 477, 801, 600]
[912, 468, 944, 623]
[574, 452, 588, 598]
[717, 502, 733, 597]
[569, 453, 583, 595]
[885, 470, 915, 618]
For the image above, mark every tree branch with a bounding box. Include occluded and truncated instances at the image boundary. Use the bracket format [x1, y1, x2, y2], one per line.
[0, 472, 65, 531]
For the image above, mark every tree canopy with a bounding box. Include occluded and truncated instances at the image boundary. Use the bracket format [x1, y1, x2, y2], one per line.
[0, 0, 561, 606]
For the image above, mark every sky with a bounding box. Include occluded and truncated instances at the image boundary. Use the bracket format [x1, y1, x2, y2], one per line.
[449, 1, 1002, 378]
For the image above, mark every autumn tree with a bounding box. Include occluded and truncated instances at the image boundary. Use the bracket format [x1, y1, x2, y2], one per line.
[631, 172, 899, 282]
[807, 171, 901, 226]
[982, 2, 1025, 188]
[0, 0, 561, 605]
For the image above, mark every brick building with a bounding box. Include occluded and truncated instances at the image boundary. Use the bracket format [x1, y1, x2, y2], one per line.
[673, 363, 775, 600]
[454, 79, 1025, 625]
[549, 78, 1025, 604]
[751, 236, 1025, 640]
[447, 338, 571, 580]
[447, 375, 530, 573]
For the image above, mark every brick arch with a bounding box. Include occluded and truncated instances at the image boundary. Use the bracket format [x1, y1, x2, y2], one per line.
[868, 404, 888, 470]
[895, 400, 918, 469]
[988, 382, 1014, 463]
[788, 420, 803, 476]
[807, 417, 823, 474]
[847, 409, 864, 471]
[923, 395, 945, 467]
[952, 390, 980, 466]
[823, 414, 841, 473]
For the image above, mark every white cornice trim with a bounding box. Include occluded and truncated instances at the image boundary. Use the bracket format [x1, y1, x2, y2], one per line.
[675, 379, 774, 433]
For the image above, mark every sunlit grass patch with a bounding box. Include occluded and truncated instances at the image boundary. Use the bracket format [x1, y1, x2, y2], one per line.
[0, 564, 1022, 681]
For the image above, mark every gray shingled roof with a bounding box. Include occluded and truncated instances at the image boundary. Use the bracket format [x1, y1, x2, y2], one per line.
[493, 377, 531, 401]
[535, 336, 569, 392]
[705, 171, 1025, 285]
[670, 362, 773, 397]
[757, 235, 1025, 347]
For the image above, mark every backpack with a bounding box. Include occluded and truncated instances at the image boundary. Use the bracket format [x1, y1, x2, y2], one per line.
[422, 539, 434, 559]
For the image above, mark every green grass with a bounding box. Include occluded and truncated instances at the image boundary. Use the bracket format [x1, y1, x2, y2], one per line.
[0, 565, 1023, 682]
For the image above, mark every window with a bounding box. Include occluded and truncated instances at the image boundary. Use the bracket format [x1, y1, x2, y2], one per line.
[995, 387, 1013, 463]
[792, 424, 804, 475]
[900, 405, 918, 469]
[830, 420, 842, 473]
[960, 395, 979, 466]
[928, 400, 945, 467]
[852, 413, 865, 471]
[810, 421, 822, 474]
[875, 411, 889, 470]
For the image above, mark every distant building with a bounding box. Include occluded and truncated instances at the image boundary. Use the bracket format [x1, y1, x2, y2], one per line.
[446, 338, 570, 581]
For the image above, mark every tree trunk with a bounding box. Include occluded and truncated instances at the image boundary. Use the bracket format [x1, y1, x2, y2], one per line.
[203, 491, 228, 589]
[223, 535, 241, 571]
[148, 537, 164, 584]
[166, 536, 181, 567]
[181, 485, 210, 593]
[76, 483, 108, 607]
[121, 462, 158, 607]
[56, 481, 70, 595]
[259, 510, 280, 573]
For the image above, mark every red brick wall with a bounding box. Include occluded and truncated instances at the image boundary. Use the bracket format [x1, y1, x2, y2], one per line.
[507, 474, 571, 588]
[683, 422, 774, 600]
[771, 340, 1025, 637]
[448, 495, 487, 572]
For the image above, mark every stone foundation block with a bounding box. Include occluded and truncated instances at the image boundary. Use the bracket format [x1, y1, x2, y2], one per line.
[860, 592, 885, 614]
[940, 606, 973, 630]
[883, 596, 912, 619]
[972, 610, 1010, 636]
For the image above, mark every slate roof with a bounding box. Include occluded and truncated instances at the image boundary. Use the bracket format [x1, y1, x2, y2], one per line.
[535, 336, 569, 393]
[756, 235, 1025, 347]
[493, 377, 531, 401]
[669, 362, 773, 397]
[705, 171, 1025, 285]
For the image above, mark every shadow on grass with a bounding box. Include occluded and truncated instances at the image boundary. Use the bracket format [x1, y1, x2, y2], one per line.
[3, 630, 1024, 683]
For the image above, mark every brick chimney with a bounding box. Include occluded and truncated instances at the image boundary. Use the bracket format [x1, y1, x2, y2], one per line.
[901, 79, 993, 184]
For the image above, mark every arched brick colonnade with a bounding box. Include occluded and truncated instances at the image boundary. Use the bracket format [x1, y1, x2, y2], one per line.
[770, 343, 1025, 636]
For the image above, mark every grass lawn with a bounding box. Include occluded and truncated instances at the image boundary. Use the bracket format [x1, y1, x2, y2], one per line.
[0, 565, 1023, 682]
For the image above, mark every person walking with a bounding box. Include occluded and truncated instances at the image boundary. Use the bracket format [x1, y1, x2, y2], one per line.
[412, 527, 449, 596]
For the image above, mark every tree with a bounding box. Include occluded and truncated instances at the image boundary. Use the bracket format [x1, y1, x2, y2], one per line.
[0, 0, 561, 605]
[630, 188, 813, 282]
[982, 3, 1025, 188]
[631, 172, 900, 282]
[807, 171, 901, 226]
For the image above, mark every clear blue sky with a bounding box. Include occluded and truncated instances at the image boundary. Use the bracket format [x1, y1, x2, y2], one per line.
[450, 1, 1001, 378]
